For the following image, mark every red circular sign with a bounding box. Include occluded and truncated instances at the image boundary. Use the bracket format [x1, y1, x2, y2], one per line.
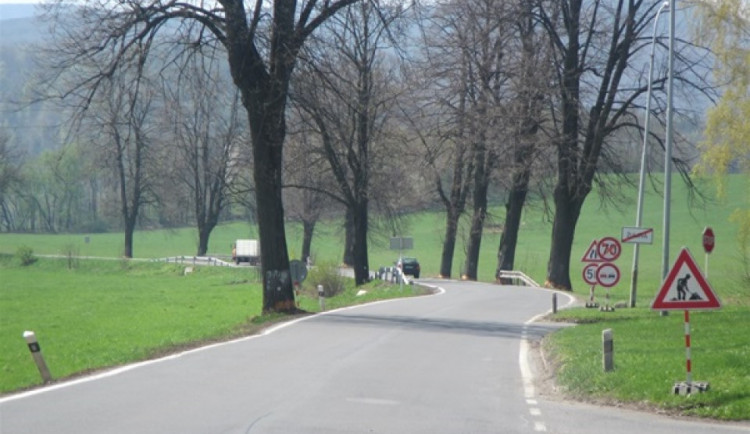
[596, 262, 620, 288]
[597, 237, 622, 261]
[703, 227, 715, 254]
[582, 263, 599, 286]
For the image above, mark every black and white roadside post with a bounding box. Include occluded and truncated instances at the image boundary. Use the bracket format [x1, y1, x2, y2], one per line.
[317, 284, 325, 311]
[23, 331, 52, 383]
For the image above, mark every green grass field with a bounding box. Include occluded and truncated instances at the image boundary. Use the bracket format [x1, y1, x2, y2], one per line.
[1, 173, 748, 419]
[0, 257, 423, 394]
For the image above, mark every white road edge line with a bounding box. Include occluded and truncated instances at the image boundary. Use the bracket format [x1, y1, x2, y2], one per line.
[519, 289, 575, 433]
[0, 284, 447, 404]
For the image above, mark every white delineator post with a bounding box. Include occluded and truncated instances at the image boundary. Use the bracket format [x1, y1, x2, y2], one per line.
[23, 331, 53, 383]
[317, 285, 325, 311]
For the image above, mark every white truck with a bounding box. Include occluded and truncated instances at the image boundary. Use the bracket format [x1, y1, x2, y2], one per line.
[232, 239, 260, 265]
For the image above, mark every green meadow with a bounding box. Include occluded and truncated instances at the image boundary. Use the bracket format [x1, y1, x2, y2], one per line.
[1, 174, 748, 419]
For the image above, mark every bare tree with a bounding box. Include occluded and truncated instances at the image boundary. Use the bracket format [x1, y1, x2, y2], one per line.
[446, 0, 511, 281]
[292, 1, 406, 285]
[409, 5, 475, 279]
[283, 128, 335, 264]
[495, 0, 550, 279]
[40, 0, 372, 313]
[413, 0, 523, 281]
[85, 71, 157, 258]
[161, 53, 244, 256]
[0, 132, 25, 231]
[538, 0, 714, 289]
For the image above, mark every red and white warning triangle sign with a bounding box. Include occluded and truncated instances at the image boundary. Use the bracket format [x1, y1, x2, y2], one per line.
[651, 247, 721, 311]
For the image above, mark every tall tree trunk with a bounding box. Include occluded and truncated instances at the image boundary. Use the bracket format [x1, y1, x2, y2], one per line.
[247, 102, 295, 313]
[301, 219, 315, 263]
[123, 217, 135, 258]
[463, 149, 490, 280]
[495, 0, 541, 282]
[352, 199, 369, 284]
[545, 0, 581, 291]
[546, 188, 584, 289]
[197, 225, 211, 256]
[438, 141, 472, 279]
[495, 168, 530, 279]
[343, 207, 355, 266]
[440, 207, 461, 278]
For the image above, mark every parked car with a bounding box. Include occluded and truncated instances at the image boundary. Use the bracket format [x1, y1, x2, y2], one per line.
[396, 257, 420, 278]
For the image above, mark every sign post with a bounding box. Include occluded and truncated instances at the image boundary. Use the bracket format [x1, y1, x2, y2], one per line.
[651, 247, 721, 395]
[596, 262, 620, 312]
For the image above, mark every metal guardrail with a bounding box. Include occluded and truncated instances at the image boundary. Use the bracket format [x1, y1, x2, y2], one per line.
[496, 270, 540, 287]
[156, 256, 234, 267]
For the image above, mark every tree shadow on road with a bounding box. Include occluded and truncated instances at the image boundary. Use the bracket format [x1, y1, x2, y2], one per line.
[314, 313, 562, 339]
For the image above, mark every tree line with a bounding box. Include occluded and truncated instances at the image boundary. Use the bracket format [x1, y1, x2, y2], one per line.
[0, 0, 727, 313]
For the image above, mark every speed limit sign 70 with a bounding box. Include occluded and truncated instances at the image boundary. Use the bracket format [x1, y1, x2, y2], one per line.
[597, 237, 622, 262]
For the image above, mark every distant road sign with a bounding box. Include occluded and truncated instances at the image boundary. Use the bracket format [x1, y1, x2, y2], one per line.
[651, 248, 721, 311]
[596, 262, 620, 288]
[582, 263, 599, 285]
[390, 237, 413, 251]
[702, 227, 715, 254]
[621, 227, 654, 244]
[597, 237, 621, 262]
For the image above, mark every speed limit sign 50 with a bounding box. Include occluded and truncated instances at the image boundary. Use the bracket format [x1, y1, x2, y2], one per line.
[582, 263, 599, 286]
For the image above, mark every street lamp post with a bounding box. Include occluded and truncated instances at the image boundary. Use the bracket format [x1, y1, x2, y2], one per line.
[661, 0, 677, 316]
[630, 1, 670, 308]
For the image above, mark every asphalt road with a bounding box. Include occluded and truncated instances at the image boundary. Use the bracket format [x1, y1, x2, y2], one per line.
[1, 280, 748, 433]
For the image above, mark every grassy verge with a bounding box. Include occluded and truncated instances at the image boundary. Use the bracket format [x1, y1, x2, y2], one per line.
[544, 306, 750, 420]
[0, 256, 426, 395]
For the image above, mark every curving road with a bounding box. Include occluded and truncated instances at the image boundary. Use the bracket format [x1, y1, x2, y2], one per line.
[1, 280, 747, 433]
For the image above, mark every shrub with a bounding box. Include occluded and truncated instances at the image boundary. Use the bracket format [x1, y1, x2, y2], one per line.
[307, 262, 346, 297]
[15, 246, 37, 266]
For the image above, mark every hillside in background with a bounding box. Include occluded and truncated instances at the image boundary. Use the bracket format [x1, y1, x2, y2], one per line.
[0, 2, 713, 161]
[0, 5, 62, 157]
